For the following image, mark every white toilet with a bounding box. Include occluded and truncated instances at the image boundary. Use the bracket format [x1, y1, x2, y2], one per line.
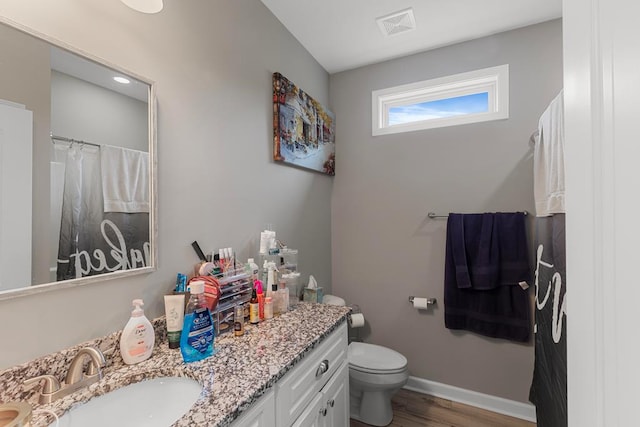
[323, 295, 409, 426]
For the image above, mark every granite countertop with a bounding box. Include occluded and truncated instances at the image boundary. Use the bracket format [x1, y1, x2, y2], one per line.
[0, 302, 350, 427]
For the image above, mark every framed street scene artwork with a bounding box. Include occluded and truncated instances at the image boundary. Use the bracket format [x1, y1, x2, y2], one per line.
[273, 73, 335, 175]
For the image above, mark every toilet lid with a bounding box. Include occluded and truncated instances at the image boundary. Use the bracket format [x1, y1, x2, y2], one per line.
[348, 342, 407, 373]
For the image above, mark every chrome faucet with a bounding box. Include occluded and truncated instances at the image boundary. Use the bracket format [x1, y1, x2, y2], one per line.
[24, 346, 106, 404]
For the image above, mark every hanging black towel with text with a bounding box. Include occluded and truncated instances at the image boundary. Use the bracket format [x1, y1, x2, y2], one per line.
[529, 214, 567, 427]
[444, 212, 531, 342]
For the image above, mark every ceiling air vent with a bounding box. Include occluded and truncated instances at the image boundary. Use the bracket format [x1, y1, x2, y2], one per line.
[376, 8, 416, 37]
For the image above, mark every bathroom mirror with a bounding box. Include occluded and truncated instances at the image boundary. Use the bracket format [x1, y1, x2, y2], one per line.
[0, 17, 157, 300]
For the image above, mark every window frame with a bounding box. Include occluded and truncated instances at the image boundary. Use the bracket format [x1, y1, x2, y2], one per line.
[372, 64, 509, 136]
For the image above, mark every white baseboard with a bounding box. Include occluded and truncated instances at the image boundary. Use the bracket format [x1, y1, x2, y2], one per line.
[403, 376, 537, 423]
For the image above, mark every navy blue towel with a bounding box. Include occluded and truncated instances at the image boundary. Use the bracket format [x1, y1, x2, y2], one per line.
[449, 213, 498, 290]
[444, 212, 531, 342]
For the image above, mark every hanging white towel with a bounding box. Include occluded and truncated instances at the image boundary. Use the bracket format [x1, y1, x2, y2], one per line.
[101, 144, 149, 213]
[534, 90, 565, 217]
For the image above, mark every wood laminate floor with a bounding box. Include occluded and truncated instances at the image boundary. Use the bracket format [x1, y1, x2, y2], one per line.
[350, 389, 536, 427]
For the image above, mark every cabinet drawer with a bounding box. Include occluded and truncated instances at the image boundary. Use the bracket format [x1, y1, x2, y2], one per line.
[276, 322, 347, 426]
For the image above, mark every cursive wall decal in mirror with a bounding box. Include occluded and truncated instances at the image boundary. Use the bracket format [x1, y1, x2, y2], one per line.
[0, 17, 157, 301]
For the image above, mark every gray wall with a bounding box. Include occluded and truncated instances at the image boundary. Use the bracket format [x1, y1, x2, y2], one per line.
[0, 0, 332, 369]
[51, 71, 148, 151]
[330, 20, 563, 402]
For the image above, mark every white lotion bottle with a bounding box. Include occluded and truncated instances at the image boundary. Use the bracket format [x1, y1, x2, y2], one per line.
[120, 299, 155, 365]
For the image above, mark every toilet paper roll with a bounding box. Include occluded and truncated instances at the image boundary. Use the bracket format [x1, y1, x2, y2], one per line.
[413, 297, 430, 309]
[349, 313, 365, 328]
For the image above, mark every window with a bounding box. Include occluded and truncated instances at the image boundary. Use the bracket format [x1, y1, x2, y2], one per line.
[372, 64, 509, 136]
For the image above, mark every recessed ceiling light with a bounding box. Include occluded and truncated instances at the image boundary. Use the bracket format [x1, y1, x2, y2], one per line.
[113, 76, 131, 84]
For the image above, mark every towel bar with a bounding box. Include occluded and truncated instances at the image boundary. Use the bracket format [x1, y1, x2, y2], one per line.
[428, 211, 528, 219]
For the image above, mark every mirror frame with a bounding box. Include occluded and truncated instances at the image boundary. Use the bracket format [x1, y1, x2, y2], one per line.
[0, 16, 158, 301]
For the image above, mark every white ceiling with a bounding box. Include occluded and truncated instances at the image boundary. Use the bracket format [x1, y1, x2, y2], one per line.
[260, 0, 562, 74]
[50, 46, 149, 102]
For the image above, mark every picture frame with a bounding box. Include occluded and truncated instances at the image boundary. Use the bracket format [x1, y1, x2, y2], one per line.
[272, 72, 335, 175]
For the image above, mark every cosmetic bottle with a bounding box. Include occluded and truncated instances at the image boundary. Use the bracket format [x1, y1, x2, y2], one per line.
[247, 258, 259, 282]
[180, 280, 215, 363]
[120, 299, 155, 365]
[249, 286, 259, 324]
[266, 263, 276, 298]
[212, 254, 222, 277]
[261, 259, 269, 285]
[219, 249, 226, 273]
[164, 294, 185, 349]
[277, 280, 289, 314]
[270, 280, 280, 315]
[234, 303, 245, 336]
[265, 297, 274, 319]
[256, 280, 265, 321]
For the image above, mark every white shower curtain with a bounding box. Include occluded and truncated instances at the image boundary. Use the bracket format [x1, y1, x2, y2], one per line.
[56, 143, 150, 280]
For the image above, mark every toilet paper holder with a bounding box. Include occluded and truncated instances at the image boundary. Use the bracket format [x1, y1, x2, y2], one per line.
[408, 296, 437, 305]
[347, 304, 363, 342]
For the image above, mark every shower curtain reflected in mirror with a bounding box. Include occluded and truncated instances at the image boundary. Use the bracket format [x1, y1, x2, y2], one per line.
[54, 143, 149, 281]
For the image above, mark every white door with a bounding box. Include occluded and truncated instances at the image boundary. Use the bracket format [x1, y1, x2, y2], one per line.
[0, 100, 33, 291]
[564, 0, 640, 426]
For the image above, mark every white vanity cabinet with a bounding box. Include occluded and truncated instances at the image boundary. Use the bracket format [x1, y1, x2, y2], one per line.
[292, 361, 349, 427]
[276, 323, 348, 426]
[291, 392, 325, 427]
[230, 390, 275, 427]
[231, 322, 348, 427]
[320, 361, 349, 427]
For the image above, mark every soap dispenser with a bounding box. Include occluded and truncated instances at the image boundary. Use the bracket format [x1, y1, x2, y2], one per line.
[120, 299, 155, 365]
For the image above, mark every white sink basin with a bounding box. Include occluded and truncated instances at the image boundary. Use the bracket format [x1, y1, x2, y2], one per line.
[53, 376, 202, 427]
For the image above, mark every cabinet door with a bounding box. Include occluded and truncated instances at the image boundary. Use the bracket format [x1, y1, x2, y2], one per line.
[291, 392, 324, 427]
[231, 390, 275, 427]
[276, 323, 347, 426]
[321, 361, 349, 427]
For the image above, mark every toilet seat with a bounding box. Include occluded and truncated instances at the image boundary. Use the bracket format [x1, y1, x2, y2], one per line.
[350, 364, 407, 375]
[348, 342, 407, 374]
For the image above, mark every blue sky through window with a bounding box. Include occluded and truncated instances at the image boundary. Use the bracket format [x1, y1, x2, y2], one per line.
[388, 92, 489, 126]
